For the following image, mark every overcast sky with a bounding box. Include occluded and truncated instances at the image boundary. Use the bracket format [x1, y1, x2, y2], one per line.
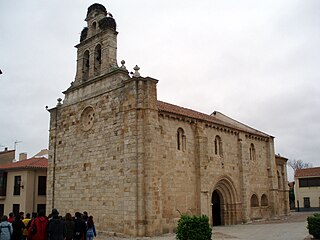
[0, 1, 319, 180]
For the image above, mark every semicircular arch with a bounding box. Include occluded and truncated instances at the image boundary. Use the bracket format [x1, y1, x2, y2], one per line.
[211, 175, 240, 203]
[210, 175, 240, 225]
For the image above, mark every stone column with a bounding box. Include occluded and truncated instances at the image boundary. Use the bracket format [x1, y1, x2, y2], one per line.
[194, 123, 208, 216]
[266, 138, 278, 217]
[46, 99, 63, 214]
[238, 133, 250, 222]
[122, 71, 160, 236]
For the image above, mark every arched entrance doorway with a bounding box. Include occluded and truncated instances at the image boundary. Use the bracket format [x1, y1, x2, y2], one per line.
[212, 190, 222, 226]
[211, 177, 239, 226]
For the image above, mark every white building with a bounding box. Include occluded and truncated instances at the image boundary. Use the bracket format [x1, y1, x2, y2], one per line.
[294, 167, 320, 211]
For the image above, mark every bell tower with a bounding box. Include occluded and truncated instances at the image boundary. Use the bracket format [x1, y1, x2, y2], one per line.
[74, 3, 118, 83]
[48, 3, 161, 237]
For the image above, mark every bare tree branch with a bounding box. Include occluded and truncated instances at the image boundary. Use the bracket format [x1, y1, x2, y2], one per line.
[288, 159, 313, 173]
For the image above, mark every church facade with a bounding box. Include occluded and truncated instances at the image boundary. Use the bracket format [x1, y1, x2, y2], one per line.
[47, 4, 289, 237]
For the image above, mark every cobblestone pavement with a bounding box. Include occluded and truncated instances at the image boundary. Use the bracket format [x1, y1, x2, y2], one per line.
[95, 211, 317, 240]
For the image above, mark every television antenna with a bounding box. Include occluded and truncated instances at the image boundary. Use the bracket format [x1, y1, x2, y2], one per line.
[14, 140, 22, 150]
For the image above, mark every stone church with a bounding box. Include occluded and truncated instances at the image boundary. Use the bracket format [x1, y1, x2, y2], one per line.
[47, 3, 289, 237]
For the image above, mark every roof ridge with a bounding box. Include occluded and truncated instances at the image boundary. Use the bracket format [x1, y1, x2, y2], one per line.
[157, 100, 223, 122]
[157, 100, 270, 138]
[212, 111, 272, 137]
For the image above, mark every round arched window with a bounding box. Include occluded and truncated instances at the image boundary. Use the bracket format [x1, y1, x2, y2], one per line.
[92, 21, 97, 30]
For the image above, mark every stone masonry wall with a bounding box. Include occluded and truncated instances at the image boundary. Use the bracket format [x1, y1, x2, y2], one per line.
[156, 115, 278, 231]
[48, 71, 162, 237]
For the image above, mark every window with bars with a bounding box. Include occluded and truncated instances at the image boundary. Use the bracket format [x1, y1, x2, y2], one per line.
[38, 176, 47, 195]
[13, 204, 20, 215]
[0, 172, 7, 196]
[13, 176, 21, 196]
[304, 197, 310, 208]
[299, 177, 320, 188]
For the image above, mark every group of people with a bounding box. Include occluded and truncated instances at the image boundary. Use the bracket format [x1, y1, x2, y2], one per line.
[0, 209, 97, 240]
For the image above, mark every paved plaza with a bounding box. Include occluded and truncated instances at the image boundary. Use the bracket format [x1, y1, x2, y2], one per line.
[95, 212, 316, 240]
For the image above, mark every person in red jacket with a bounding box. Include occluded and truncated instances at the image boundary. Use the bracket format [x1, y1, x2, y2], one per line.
[7, 212, 14, 223]
[27, 209, 48, 240]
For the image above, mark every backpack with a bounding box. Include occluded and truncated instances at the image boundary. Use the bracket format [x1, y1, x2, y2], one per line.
[0, 224, 12, 236]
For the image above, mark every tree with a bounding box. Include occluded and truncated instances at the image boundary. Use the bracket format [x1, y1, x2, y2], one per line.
[288, 159, 313, 174]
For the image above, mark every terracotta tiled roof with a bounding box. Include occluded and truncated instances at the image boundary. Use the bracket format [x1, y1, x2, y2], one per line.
[0, 157, 48, 170]
[157, 100, 270, 137]
[157, 100, 225, 124]
[295, 167, 320, 178]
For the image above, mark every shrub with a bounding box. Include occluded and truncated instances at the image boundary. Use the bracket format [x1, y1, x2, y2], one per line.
[307, 214, 320, 239]
[176, 214, 212, 240]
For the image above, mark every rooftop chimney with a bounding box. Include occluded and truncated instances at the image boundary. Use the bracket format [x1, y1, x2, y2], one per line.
[19, 153, 27, 161]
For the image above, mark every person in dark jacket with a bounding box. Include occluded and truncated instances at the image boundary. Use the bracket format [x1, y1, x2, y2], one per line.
[74, 212, 86, 240]
[86, 216, 96, 240]
[64, 213, 75, 240]
[82, 211, 88, 223]
[27, 209, 48, 240]
[11, 214, 24, 240]
[47, 209, 66, 240]
[26, 212, 37, 230]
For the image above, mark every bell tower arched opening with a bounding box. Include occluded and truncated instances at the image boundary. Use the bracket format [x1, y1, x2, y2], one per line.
[94, 44, 102, 76]
[82, 50, 90, 81]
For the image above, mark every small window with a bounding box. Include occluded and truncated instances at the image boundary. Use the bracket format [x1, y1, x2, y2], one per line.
[299, 178, 308, 187]
[214, 135, 223, 156]
[37, 204, 46, 215]
[0, 172, 7, 196]
[38, 176, 47, 196]
[249, 143, 256, 161]
[261, 194, 268, 206]
[250, 194, 259, 207]
[0, 204, 4, 216]
[12, 204, 20, 215]
[177, 128, 186, 151]
[304, 197, 310, 208]
[13, 176, 21, 196]
[299, 177, 320, 188]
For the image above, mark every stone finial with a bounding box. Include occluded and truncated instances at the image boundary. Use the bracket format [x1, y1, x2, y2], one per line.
[57, 98, 63, 107]
[133, 65, 140, 77]
[120, 60, 127, 70]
